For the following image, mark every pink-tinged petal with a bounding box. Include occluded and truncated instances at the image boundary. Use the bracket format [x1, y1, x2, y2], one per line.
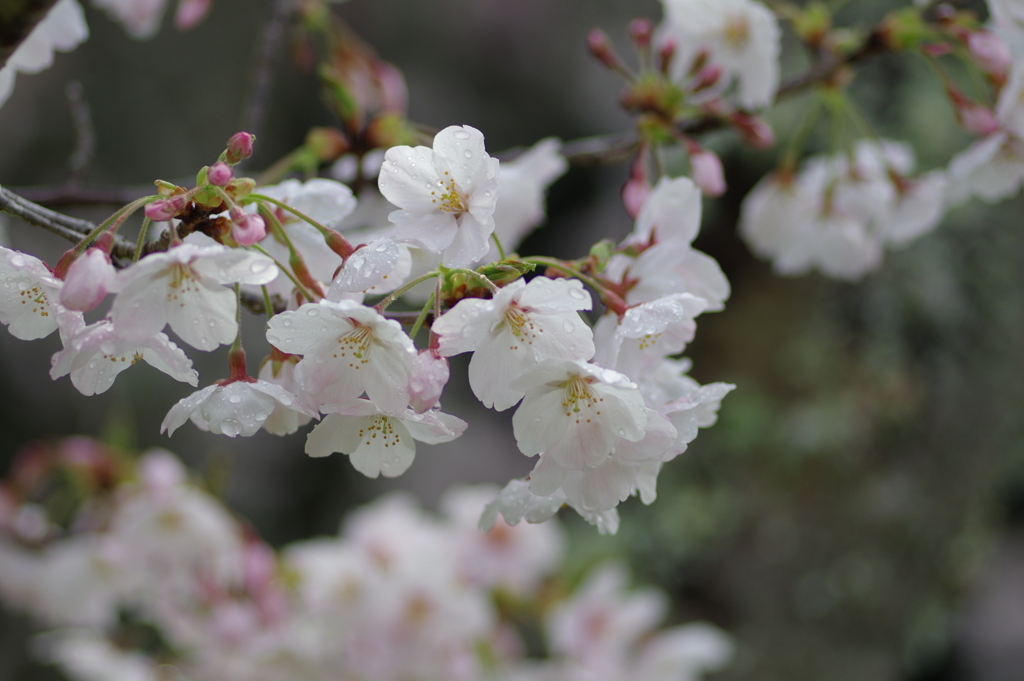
[634, 462, 661, 505]
[433, 296, 502, 357]
[613, 410, 675, 463]
[0, 247, 65, 340]
[402, 410, 467, 444]
[442, 212, 493, 268]
[304, 413, 363, 459]
[191, 249, 278, 285]
[528, 453, 569, 497]
[161, 385, 219, 436]
[547, 416, 615, 470]
[140, 333, 199, 386]
[516, 277, 592, 314]
[60, 249, 116, 311]
[632, 176, 702, 246]
[479, 479, 566, 530]
[329, 238, 400, 294]
[266, 302, 352, 355]
[675, 248, 730, 311]
[468, 327, 533, 411]
[408, 351, 450, 414]
[560, 460, 635, 512]
[379, 145, 443, 213]
[512, 387, 571, 456]
[432, 126, 491, 195]
[164, 278, 237, 351]
[363, 340, 414, 414]
[108, 283, 170, 342]
[390, 208, 459, 254]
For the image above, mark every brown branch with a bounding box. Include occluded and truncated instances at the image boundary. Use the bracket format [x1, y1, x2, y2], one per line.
[559, 28, 890, 166]
[0, 0, 59, 69]
[12, 185, 150, 207]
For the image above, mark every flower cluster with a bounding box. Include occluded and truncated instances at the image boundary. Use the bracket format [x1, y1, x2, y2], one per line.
[0, 438, 734, 681]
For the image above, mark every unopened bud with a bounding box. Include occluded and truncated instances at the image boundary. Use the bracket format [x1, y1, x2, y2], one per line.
[622, 176, 650, 220]
[324, 230, 355, 260]
[232, 214, 266, 246]
[408, 349, 450, 414]
[948, 86, 1000, 135]
[227, 177, 256, 201]
[689, 147, 726, 197]
[967, 30, 1012, 75]
[174, 0, 212, 30]
[691, 63, 723, 92]
[731, 112, 776, 149]
[958, 100, 1000, 135]
[587, 29, 623, 71]
[305, 127, 348, 162]
[60, 248, 116, 312]
[145, 195, 187, 221]
[658, 38, 676, 74]
[226, 132, 255, 164]
[207, 162, 233, 187]
[628, 18, 655, 50]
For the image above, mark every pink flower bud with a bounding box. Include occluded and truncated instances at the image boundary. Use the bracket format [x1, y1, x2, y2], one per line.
[731, 112, 776, 149]
[373, 61, 409, 113]
[691, 63, 723, 92]
[408, 350, 450, 413]
[145, 195, 187, 221]
[226, 132, 255, 164]
[658, 38, 676, 74]
[690, 148, 726, 197]
[60, 248, 117, 311]
[628, 18, 655, 49]
[622, 176, 650, 220]
[968, 31, 1012, 75]
[207, 162, 233, 187]
[586, 29, 623, 71]
[232, 213, 266, 246]
[174, 0, 212, 30]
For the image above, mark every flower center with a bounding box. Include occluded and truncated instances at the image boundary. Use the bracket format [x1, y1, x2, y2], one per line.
[502, 304, 540, 351]
[358, 415, 401, 449]
[18, 283, 50, 318]
[336, 322, 373, 367]
[166, 263, 198, 305]
[723, 14, 750, 48]
[560, 375, 603, 424]
[430, 171, 466, 215]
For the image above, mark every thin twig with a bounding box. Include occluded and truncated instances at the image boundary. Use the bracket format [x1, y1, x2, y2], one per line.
[0, 185, 136, 256]
[12, 185, 150, 207]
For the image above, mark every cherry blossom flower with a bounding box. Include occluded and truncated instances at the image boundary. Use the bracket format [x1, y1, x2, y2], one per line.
[110, 243, 277, 351]
[408, 349, 450, 413]
[480, 478, 622, 535]
[257, 355, 315, 436]
[266, 299, 417, 413]
[592, 293, 709, 381]
[658, 0, 781, 109]
[0, 0, 88, 108]
[59, 248, 117, 312]
[160, 378, 317, 438]
[50, 318, 198, 396]
[740, 140, 946, 279]
[378, 125, 500, 268]
[510, 359, 651, 471]
[432, 277, 595, 411]
[305, 399, 467, 478]
[0, 246, 80, 341]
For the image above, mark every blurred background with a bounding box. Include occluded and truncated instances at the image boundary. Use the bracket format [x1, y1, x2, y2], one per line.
[2, 0, 1024, 679]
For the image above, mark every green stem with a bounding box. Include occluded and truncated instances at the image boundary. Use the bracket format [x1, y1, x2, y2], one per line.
[409, 291, 436, 340]
[78, 196, 154, 253]
[249, 243, 316, 303]
[250, 193, 334, 237]
[261, 285, 275, 319]
[522, 256, 628, 312]
[133, 216, 151, 263]
[491, 232, 507, 260]
[449, 267, 498, 294]
[374, 270, 442, 312]
[780, 94, 823, 172]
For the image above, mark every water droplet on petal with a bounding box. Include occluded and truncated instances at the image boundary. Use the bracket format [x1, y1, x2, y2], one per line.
[463, 150, 473, 159]
[228, 394, 242, 404]
[453, 130, 471, 140]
